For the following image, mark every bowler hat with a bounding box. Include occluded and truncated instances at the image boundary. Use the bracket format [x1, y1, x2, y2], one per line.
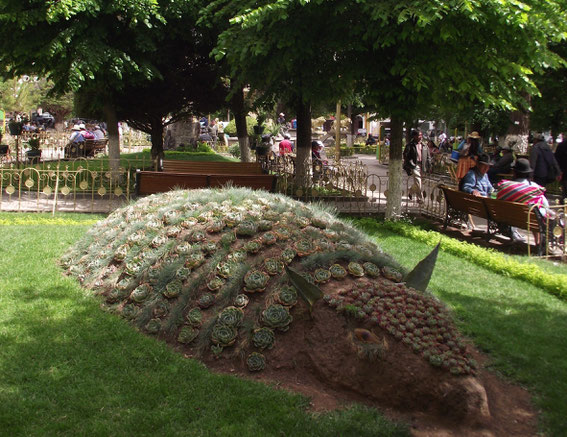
[513, 158, 532, 174]
[477, 154, 492, 165]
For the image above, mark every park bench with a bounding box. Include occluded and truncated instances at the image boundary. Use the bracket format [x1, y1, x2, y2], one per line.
[65, 138, 108, 158]
[439, 185, 548, 255]
[161, 160, 263, 175]
[135, 170, 276, 196]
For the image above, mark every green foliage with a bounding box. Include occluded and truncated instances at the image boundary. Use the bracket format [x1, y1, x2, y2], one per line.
[223, 116, 257, 136]
[177, 142, 215, 153]
[355, 219, 567, 301]
[229, 143, 241, 158]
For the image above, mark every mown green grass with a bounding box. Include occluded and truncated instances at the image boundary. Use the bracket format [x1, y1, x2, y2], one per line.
[353, 218, 567, 436]
[0, 212, 407, 437]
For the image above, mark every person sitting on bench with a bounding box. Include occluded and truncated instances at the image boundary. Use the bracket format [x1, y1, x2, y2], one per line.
[460, 153, 494, 197]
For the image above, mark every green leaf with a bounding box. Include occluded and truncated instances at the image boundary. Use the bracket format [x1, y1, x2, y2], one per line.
[404, 242, 440, 291]
[285, 266, 323, 311]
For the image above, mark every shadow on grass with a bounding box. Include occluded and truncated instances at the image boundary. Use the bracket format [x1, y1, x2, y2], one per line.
[0, 282, 408, 437]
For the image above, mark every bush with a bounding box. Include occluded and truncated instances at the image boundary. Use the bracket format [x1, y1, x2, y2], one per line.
[177, 142, 214, 153]
[229, 144, 241, 159]
[224, 117, 257, 137]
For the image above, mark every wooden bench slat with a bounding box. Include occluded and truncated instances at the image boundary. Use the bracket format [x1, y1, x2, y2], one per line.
[209, 174, 275, 191]
[442, 187, 488, 219]
[162, 160, 263, 175]
[483, 197, 541, 232]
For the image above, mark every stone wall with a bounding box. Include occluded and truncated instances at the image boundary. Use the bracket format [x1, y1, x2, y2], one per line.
[164, 120, 201, 149]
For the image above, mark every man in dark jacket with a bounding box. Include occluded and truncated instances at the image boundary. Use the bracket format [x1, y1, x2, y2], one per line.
[403, 130, 425, 202]
[488, 145, 514, 183]
[555, 139, 567, 203]
[530, 133, 561, 187]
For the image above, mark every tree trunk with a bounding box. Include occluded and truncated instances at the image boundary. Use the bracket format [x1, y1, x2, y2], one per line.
[503, 96, 530, 154]
[385, 116, 404, 220]
[232, 88, 251, 162]
[150, 117, 165, 162]
[295, 98, 312, 188]
[346, 104, 354, 147]
[103, 102, 120, 181]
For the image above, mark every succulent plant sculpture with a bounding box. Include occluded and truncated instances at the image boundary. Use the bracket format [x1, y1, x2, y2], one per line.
[243, 270, 270, 293]
[246, 352, 266, 372]
[261, 304, 293, 332]
[252, 327, 275, 350]
[62, 187, 474, 377]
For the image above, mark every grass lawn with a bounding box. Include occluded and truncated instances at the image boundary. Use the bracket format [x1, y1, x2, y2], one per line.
[353, 218, 567, 436]
[0, 212, 407, 437]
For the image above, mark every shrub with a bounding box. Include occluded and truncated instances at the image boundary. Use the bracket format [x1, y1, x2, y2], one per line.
[229, 144, 241, 159]
[223, 117, 257, 137]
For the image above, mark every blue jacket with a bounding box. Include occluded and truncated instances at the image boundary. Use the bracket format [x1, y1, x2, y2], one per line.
[461, 168, 494, 196]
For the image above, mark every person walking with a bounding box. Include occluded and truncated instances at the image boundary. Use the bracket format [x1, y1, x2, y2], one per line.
[403, 130, 425, 202]
[530, 132, 560, 187]
[555, 139, 567, 203]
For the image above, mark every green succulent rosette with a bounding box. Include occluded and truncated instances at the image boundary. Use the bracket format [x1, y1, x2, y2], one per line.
[261, 232, 277, 245]
[220, 231, 236, 245]
[147, 265, 161, 284]
[261, 304, 293, 332]
[145, 318, 161, 334]
[177, 325, 199, 344]
[257, 220, 273, 231]
[185, 251, 205, 268]
[113, 244, 129, 262]
[276, 286, 298, 307]
[311, 216, 328, 229]
[329, 263, 347, 280]
[180, 218, 198, 229]
[211, 344, 224, 357]
[202, 241, 218, 255]
[295, 216, 310, 228]
[190, 230, 206, 242]
[174, 241, 191, 255]
[125, 258, 145, 276]
[243, 240, 262, 254]
[233, 294, 249, 308]
[186, 307, 203, 327]
[229, 250, 247, 263]
[313, 268, 332, 284]
[166, 226, 182, 238]
[363, 262, 381, 277]
[252, 327, 275, 350]
[198, 292, 215, 309]
[206, 219, 225, 233]
[151, 235, 168, 248]
[281, 248, 296, 265]
[211, 323, 238, 347]
[106, 287, 130, 303]
[243, 270, 270, 293]
[235, 220, 258, 237]
[264, 257, 284, 276]
[246, 352, 266, 372]
[315, 239, 333, 252]
[262, 210, 279, 221]
[207, 276, 225, 292]
[294, 239, 315, 256]
[275, 226, 292, 241]
[347, 262, 365, 277]
[217, 261, 236, 279]
[217, 306, 244, 327]
[382, 266, 403, 282]
[176, 267, 191, 281]
[130, 284, 152, 303]
[153, 301, 169, 318]
[120, 303, 139, 320]
[163, 279, 183, 298]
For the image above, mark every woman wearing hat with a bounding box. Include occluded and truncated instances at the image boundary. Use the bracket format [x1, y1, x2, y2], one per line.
[456, 131, 483, 180]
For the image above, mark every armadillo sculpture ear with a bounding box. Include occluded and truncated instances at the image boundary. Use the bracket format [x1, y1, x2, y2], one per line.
[404, 242, 441, 292]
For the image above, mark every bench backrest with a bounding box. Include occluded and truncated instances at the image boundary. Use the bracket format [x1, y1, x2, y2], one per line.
[136, 170, 275, 195]
[162, 160, 263, 175]
[440, 186, 488, 219]
[482, 197, 542, 232]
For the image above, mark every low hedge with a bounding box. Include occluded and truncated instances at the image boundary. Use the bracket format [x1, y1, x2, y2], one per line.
[355, 218, 567, 301]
